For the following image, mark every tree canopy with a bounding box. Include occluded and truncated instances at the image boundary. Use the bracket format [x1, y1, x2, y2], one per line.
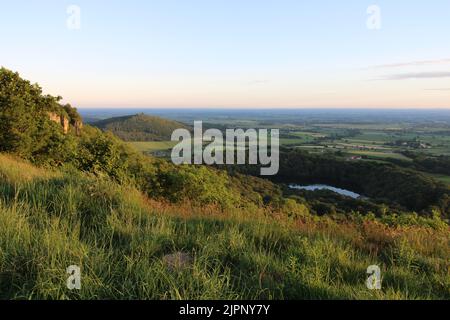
[0, 68, 80, 161]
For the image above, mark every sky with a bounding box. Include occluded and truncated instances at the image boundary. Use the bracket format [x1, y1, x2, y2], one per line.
[1, 0, 449, 109]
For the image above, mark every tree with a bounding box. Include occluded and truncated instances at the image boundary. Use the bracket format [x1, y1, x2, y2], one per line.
[0, 68, 81, 162]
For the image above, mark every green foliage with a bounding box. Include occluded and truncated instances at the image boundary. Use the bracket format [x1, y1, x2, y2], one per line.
[32, 125, 79, 166]
[281, 198, 310, 219]
[0, 98, 33, 155]
[377, 210, 449, 230]
[150, 164, 241, 208]
[74, 127, 132, 182]
[402, 151, 450, 176]
[63, 104, 82, 124]
[0, 68, 79, 163]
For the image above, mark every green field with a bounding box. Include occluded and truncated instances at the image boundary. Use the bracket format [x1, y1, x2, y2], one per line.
[280, 137, 313, 146]
[274, 122, 450, 163]
[129, 140, 249, 155]
[427, 173, 450, 186]
[129, 141, 177, 153]
[346, 150, 412, 161]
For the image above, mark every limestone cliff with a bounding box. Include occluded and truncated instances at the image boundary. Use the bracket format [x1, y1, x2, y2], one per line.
[48, 111, 82, 135]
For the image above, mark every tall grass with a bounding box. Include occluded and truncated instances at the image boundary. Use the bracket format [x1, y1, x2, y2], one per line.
[0, 154, 449, 299]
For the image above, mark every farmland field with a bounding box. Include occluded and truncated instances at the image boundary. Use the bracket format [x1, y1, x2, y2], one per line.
[345, 150, 412, 161]
[128, 121, 450, 162]
[129, 141, 177, 153]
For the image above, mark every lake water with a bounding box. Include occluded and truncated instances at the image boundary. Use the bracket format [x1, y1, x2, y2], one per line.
[289, 184, 362, 199]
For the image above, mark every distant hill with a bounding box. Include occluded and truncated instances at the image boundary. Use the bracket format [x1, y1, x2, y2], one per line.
[93, 113, 190, 141]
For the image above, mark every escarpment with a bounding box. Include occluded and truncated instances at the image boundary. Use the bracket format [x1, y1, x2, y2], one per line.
[47, 105, 83, 135]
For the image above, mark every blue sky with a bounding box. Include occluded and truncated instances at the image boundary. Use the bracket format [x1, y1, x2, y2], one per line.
[1, 0, 449, 108]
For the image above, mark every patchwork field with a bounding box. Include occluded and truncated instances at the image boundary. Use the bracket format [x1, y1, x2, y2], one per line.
[126, 118, 450, 190]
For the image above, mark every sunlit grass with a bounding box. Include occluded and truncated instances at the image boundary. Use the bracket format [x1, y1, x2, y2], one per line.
[0, 155, 449, 300]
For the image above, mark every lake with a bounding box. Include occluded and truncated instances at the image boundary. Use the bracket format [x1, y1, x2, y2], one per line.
[289, 184, 362, 199]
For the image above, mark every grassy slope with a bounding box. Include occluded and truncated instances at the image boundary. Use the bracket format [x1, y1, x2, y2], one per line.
[0, 154, 449, 300]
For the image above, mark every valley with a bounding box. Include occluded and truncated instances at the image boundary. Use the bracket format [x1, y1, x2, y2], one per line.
[90, 109, 450, 188]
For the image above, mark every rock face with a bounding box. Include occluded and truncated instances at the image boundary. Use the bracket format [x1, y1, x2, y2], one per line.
[48, 112, 68, 134]
[162, 252, 193, 271]
[61, 116, 69, 134]
[48, 112, 82, 135]
[48, 112, 61, 124]
[74, 120, 83, 135]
